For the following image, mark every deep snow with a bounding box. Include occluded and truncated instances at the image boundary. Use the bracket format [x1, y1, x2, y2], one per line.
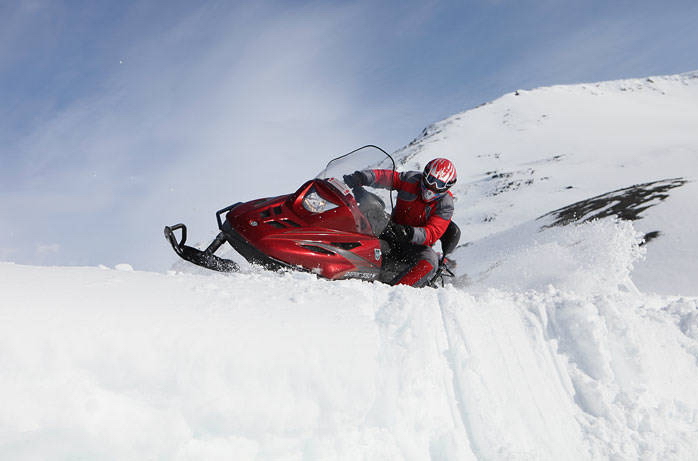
[3, 72, 698, 460]
[2, 220, 698, 460]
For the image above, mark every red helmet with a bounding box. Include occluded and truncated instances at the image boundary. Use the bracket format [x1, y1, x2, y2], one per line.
[421, 158, 457, 201]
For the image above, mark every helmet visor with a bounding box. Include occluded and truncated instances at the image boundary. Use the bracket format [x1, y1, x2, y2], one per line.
[420, 180, 446, 201]
[423, 173, 452, 193]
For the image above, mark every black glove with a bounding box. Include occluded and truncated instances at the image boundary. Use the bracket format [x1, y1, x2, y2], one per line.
[343, 171, 364, 188]
[381, 221, 414, 247]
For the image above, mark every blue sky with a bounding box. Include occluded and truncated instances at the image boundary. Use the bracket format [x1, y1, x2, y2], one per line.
[2, 0, 698, 270]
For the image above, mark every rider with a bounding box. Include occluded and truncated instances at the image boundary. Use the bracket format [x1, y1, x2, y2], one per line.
[343, 158, 457, 287]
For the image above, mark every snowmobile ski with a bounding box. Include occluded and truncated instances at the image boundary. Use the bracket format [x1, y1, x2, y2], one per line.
[164, 224, 239, 272]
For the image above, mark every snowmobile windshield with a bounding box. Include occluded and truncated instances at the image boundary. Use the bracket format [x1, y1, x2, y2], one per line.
[317, 145, 395, 181]
[316, 145, 396, 237]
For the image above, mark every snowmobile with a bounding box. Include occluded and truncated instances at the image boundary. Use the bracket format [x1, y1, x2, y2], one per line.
[164, 145, 459, 287]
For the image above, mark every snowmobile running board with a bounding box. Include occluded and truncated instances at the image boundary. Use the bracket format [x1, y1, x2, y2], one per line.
[164, 223, 240, 272]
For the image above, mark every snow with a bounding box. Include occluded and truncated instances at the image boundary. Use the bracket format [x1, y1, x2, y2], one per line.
[2, 230, 697, 459]
[2, 72, 698, 459]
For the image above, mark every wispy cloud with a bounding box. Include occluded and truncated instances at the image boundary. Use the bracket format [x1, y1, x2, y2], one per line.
[36, 243, 60, 255]
[2, 1, 413, 269]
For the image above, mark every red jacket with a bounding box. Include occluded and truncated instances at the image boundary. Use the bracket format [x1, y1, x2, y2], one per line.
[363, 169, 454, 246]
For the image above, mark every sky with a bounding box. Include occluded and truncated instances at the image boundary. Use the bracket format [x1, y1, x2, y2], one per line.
[2, 0, 698, 271]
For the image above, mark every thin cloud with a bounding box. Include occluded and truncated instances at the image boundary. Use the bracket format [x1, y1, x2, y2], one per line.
[2, 1, 409, 269]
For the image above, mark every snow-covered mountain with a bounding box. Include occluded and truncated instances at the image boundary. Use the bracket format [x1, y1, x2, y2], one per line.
[395, 71, 698, 296]
[2, 72, 698, 460]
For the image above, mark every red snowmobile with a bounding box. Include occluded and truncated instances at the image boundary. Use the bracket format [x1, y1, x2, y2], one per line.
[164, 145, 459, 286]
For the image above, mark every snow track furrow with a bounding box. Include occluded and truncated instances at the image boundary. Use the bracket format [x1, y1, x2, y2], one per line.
[437, 298, 481, 460]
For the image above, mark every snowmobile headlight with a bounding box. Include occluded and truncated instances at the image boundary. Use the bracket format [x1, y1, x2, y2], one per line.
[302, 189, 339, 214]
